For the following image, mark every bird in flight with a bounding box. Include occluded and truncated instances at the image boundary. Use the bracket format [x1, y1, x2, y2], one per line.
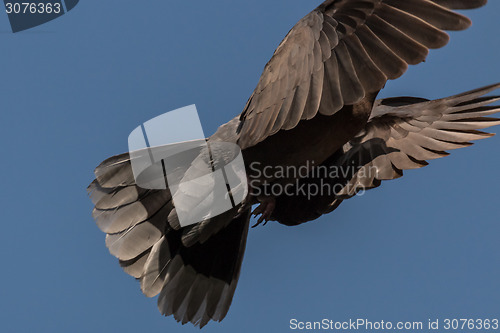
[89, 0, 499, 328]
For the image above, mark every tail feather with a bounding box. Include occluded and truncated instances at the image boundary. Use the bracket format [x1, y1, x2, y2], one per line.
[89, 154, 250, 328]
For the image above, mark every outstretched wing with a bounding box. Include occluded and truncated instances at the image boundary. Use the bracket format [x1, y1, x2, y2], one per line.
[335, 83, 500, 197]
[270, 84, 500, 226]
[238, 0, 487, 149]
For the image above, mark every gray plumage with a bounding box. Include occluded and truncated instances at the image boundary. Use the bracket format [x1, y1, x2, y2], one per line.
[89, 0, 498, 328]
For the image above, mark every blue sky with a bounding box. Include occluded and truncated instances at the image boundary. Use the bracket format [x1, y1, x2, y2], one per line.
[0, 1, 499, 332]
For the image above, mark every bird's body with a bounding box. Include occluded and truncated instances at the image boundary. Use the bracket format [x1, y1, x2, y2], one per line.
[241, 92, 377, 184]
[89, 0, 499, 328]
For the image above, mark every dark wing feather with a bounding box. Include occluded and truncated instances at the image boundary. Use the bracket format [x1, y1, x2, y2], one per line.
[336, 83, 500, 197]
[270, 84, 500, 226]
[237, 0, 486, 149]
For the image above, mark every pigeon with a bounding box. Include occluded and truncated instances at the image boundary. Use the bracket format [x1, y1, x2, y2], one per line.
[88, 0, 499, 328]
